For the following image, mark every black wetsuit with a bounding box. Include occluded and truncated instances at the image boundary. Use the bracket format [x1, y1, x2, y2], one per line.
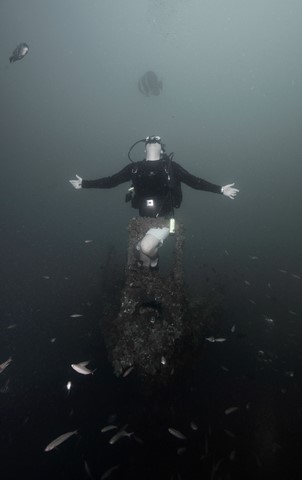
[82, 159, 222, 218]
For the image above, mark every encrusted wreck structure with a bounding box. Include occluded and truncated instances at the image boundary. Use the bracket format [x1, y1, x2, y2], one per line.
[101, 218, 222, 383]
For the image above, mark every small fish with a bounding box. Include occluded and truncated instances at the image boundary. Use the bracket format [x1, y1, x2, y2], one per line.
[0, 357, 12, 374]
[229, 449, 236, 461]
[71, 361, 94, 375]
[101, 425, 118, 433]
[254, 453, 263, 468]
[279, 269, 287, 274]
[215, 337, 227, 343]
[66, 381, 72, 391]
[231, 325, 236, 333]
[205, 336, 215, 343]
[70, 314, 83, 318]
[190, 421, 198, 431]
[100, 465, 119, 480]
[288, 310, 297, 316]
[249, 255, 258, 260]
[271, 442, 282, 453]
[220, 365, 229, 372]
[264, 316, 274, 325]
[42, 276, 50, 280]
[84, 240, 93, 244]
[9, 42, 29, 63]
[224, 429, 236, 438]
[224, 249, 230, 256]
[0, 378, 10, 393]
[248, 299, 256, 305]
[109, 425, 133, 445]
[132, 434, 143, 444]
[225, 406, 239, 415]
[161, 356, 166, 365]
[122, 366, 134, 377]
[44, 430, 78, 452]
[168, 428, 187, 440]
[244, 280, 251, 286]
[84, 460, 93, 479]
[177, 447, 187, 455]
[210, 458, 224, 480]
[291, 273, 301, 279]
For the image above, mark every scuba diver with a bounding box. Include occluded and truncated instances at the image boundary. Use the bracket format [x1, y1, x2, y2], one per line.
[69, 136, 239, 269]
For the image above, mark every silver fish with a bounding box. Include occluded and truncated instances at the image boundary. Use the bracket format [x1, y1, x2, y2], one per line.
[168, 428, 187, 440]
[0, 357, 12, 374]
[109, 425, 133, 445]
[70, 314, 83, 318]
[210, 458, 224, 480]
[100, 465, 119, 480]
[225, 406, 239, 415]
[190, 421, 198, 431]
[71, 361, 94, 375]
[122, 366, 134, 377]
[205, 336, 226, 343]
[205, 336, 215, 343]
[101, 425, 118, 433]
[0, 378, 10, 393]
[291, 273, 301, 279]
[44, 430, 78, 451]
[224, 429, 236, 438]
[229, 449, 236, 461]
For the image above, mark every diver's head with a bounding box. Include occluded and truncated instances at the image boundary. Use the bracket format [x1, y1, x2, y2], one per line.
[145, 135, 163, 161]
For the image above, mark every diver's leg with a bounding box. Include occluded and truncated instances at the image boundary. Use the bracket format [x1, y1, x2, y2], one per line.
[137, 227, 169, 267]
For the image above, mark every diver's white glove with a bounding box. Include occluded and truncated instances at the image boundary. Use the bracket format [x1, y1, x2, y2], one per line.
[69, 174, 83, 189]
[221, 183, 239, 200]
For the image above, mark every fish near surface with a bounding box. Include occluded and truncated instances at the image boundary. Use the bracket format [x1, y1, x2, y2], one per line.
[138, 71, 162, 96]
[9, 43, 29, 63]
